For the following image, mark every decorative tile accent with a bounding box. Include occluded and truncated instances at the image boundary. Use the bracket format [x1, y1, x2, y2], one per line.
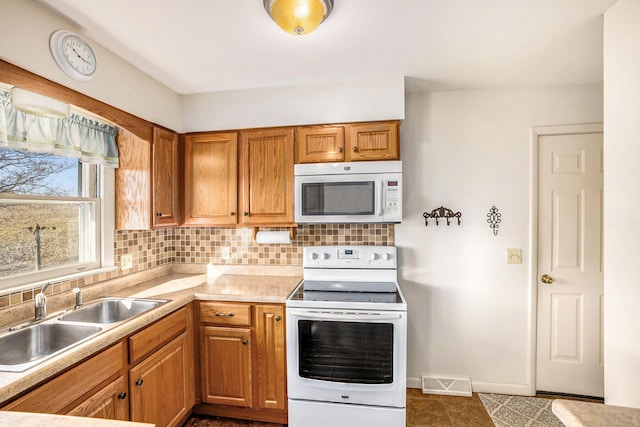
[0, 224, 393, 310]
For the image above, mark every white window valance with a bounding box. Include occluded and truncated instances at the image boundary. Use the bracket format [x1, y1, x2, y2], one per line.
[0, 89, 118, 168]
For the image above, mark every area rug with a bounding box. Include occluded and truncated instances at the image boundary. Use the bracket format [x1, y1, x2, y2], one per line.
[478, 393, 564, 427]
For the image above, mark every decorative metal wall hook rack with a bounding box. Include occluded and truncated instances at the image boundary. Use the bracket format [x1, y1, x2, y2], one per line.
[487, 206, 501, 236]
[423, 206, 462, 226]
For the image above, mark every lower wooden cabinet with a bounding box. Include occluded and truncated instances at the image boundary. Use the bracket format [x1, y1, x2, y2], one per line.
[196, 301, 287, 424]
[130, 332, 192, 427]
[129, 305, 195, 427]
[0, 301, 284, 426]
[200, 326, 253, 407]
[66, 376, 129, 420]
[255, 305, 286, 411]
[0, 305, 195, 427]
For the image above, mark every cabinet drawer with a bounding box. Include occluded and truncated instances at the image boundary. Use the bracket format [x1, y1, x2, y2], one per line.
[200, 302, 252, 326]
[129, 306, 188, 365]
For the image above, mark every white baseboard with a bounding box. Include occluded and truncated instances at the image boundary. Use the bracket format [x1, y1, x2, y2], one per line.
[407, 377, 533, 396]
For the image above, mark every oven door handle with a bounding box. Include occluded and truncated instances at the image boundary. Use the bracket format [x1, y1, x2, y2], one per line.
[289, 310, 402, 321]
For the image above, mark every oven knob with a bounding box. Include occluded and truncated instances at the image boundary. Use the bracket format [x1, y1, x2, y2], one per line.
[309, 253, 318, 260]
[322, 253, 330, 260]
[370, 253, 379, 261]
[383, 253, 392, 261]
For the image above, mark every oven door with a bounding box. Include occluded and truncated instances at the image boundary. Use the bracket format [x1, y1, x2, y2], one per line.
[286, 308, 407, 408]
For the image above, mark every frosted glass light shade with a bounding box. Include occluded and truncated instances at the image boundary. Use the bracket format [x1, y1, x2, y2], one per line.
[11, 87, 70, 119]
[264, 0, 333, 35]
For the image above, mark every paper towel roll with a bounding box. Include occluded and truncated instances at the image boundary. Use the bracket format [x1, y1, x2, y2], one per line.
[255, 230, 292, 244]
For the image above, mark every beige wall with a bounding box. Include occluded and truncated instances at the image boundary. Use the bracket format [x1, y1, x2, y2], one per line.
[397, 84, 603, 393]
[603, 0, 640, 408]
[0, 0, 181, 130]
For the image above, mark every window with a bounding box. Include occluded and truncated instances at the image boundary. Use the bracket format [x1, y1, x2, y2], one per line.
[0, 147, 114, 290]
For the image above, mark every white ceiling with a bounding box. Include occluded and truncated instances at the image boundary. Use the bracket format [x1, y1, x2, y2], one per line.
[37, 0, 617, 95]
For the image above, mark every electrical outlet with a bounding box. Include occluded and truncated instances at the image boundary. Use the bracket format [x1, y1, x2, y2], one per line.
[506, 248, 522, 264]
[121, 253, 133, 270]
[221, 247, 230, 260]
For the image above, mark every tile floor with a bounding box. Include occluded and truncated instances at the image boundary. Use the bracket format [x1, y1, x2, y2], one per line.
[182, 389, 495, 427]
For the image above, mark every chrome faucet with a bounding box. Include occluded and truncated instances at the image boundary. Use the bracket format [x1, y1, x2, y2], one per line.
[34, 282, 51, 320]
[73, 287, 83, 309]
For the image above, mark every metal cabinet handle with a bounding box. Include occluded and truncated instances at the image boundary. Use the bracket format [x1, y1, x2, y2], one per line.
[337, 147, 343, 153]
[541, 274, 555, 284]
[230, 212, 235, 216]
[242, 339, 248, 345]
[352, 146, 359, 152]
[118, 392, 127, 400]
[244, 212, 249, 216]
[156, 212, 162, 218]
[275, 315, 281, 321]
[135, 379, 144, 387]
[215, 312, 235, 317]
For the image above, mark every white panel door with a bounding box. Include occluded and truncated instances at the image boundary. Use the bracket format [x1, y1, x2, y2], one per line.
[536, 131, 603, 397]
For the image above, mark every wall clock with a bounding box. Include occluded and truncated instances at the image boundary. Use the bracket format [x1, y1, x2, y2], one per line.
[49, 30, 97, 81]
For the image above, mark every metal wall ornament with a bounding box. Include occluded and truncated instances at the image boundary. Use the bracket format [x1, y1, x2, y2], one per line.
[423, 206, 462, 226]
[487, 206, 501, 236]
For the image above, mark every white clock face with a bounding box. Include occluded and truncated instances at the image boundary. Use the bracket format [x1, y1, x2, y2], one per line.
[50, 30, 97, 81]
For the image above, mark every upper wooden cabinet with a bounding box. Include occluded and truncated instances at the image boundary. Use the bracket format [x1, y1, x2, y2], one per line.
[239, 128, 295, 226]
[152, 127, 179, 228]
[347, 121, 399, 161]
[183, 132, 238, 226]
[116, 127, 151, 230]
[115, 126, 181, 230]
[295, 125, 345, 163]
[295, 121, 400, 163]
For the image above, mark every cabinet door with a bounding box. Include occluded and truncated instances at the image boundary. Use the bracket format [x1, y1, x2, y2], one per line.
[183, 132, 238, 226]
[65, 376, 128, 420]
[200, 326, 252, 408]
[116, 127, 151, 230]
[239, 128, 294, 225]
[152, 127, 179, 228]
[346, 121, 400, 161]
[295, 126, 345, 163]
[130, 333, 191, 427]
[255, 304, 287, 411]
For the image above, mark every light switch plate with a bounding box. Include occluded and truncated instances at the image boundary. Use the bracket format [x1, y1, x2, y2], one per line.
[121, 253, 133, 270]
[506, 248, 522, 264]
[221, 247, 230, 260]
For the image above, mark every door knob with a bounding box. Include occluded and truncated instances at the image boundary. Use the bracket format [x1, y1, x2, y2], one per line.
[541, 274, 555, 284]
[337, 147, 343, 153]
[352, 146, 359, 152]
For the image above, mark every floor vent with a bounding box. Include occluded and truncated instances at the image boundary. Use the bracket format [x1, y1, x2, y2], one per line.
[421, 376, 472, 397]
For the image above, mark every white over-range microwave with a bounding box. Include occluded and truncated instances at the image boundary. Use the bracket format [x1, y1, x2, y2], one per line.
[294, 161, 402, 224]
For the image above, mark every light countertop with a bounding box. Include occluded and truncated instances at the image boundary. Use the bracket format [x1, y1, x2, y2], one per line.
[0, 266, 302, 422]
[0, 411, 153, 426]
[552, 399, 640, 426]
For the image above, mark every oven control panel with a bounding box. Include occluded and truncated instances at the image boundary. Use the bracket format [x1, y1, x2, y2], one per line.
[304, 245, 396, 268]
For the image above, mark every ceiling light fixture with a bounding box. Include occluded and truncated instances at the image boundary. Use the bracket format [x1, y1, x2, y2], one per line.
[264, 0, 334, 36]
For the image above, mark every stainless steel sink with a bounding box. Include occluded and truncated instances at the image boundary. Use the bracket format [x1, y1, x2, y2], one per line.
[0, 323, 103, 372]
[58, 297, 167, 324]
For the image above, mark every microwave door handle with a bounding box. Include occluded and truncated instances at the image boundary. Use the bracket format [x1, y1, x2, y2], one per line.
[290, 310, 402, 321]
[376, 181, 383, 216]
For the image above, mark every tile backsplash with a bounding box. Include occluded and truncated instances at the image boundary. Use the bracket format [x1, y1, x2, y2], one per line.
[0, 224, 393, 309]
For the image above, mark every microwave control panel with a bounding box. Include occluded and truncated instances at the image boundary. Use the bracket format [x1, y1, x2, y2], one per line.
[383, 178, 402, 221]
